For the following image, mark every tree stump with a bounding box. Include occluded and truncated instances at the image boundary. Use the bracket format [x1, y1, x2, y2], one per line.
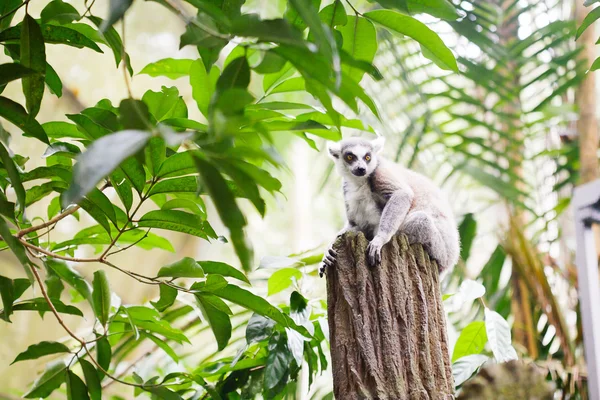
[326, 232, 454, 400]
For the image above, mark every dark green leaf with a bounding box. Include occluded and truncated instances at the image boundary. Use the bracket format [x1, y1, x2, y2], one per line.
[62, 130, 150, 208]
[0, 63, 37, 86]
[0, 96, 48, 144]
[66, 370, 90, 400]
[458, 213, 476, 262]
[157, 257, 205, 278]
[0, 142, 26, 215]
[246, 313, 275, 344]
[41, 0, 80, 24]
[0, 275, 15, 322]
[577, 6, 600, 39]
[151, 283, 178, 312]
[230, 15, 305, 47]
[79, 359, 101, 400]
[96, 335, 111, 379]
[142, 86, 188, 122]
[199, 261, 249, 284]
[137, 210, 217, 239]
[0, 216, 33, 279]
[0, 24, 103, 52]
[92, 270, 111, 326]
[337, 16, 377, 82]
[45, 259, 92, 304]
[24, 360, 67, 398]
[148, 176, 198, 196]
[6, 298, 83, 317]
[196, 293, 232, 350]
[20, 14, 46, 118]
[12, 341, 70, 364]
[143, 332, 179, 362]
[119, 98, 151, 130]
[45, 62, 62, 96]
[264, 334, 290, 390]
[372, 0, 459, 20]
[0, 0, 21, 31]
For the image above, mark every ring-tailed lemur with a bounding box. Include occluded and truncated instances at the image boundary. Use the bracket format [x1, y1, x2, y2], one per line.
[320, 136, 460, 276]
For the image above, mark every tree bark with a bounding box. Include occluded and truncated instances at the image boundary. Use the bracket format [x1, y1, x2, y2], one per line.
[326, 232, 454, 400]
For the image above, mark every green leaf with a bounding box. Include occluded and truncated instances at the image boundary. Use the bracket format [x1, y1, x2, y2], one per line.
[190, 59, 214, 118]
[264, 334, 291, 390]
[20, 14, 46, 118]
[452, 321, 487, 362]
[0, 24, 103, 52]
[151, 283, 178, 312]
[0, 276, 15, 322]
[88, 16, 133, 74]
[0, 96, 49, 144]
[577, 6, 600, 39]
[41, 0, 80, 24]
[372, 0, 459, 20]
[319, 1, 347, 27]
[267, 268, 302, 296]
[484, 308, 518, 363]
[0, 216, 33, 279]
[143, 332, 180, 362]
[45, 62, 62, 96]
[458, 213, 476, 262]
[92, 270, 111, 326]
[156, 151, 196, 178]
[100, 0, 134, 32]
[196, 293, 232, 351]
[246, 313, 275, 344]
[139, 58, 194, 79]
[146, 136, 166, 176]
[12, 341, 70, 364]
[590, 56, 600, 71]
[148, 176, 198, 196]
[66, 370, 90, 400]
[199, 261, 249, 284]
[138, 210, 217, 240]
[96, 335, 111, 380]
[0, 63, 37, 86]
[452, 354, 488, 387]
[5, 298, 83, 317]
[119, 98, 151, 130]
[24, 360, 67, 398]
[45, 259, 92, 304]
[0, 0, 21, 31]
[161, 198, 206, 219]
[230, 15, 305, 47]
[337, 16, 377, 82]
[157, 257, 205, 278]
[212, 284, 310, 337]
[481, 246, 506, 296]
[62, 130, 150, 208]
[0, 142, 26, 215]
[364, 10, 458, 72]
[79, 359, 101, 400]
[142, 86, 188, 122]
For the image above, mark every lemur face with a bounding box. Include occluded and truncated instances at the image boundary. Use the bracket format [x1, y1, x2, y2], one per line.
[327, 137, 385, 179]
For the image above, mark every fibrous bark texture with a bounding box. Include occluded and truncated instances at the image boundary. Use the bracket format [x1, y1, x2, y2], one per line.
[326, 232, 454, 400]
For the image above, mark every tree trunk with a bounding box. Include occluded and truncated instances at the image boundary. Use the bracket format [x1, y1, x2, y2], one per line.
[326, 232, 454, 400]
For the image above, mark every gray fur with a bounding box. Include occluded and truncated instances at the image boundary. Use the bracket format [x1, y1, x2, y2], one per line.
[321, 137, 460, 276]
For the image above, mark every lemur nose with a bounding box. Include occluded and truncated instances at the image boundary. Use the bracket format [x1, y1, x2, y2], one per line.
[355, 167, 366, 176]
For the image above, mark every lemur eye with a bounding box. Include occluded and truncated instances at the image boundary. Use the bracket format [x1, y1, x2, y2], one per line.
[365, 155, 371, 161]
[345, 154, 354, 162]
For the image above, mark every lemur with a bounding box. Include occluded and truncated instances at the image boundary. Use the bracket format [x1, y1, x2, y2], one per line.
[320, 136, 460, 276]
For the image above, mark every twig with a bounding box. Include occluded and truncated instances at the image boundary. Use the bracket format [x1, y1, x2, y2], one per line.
[121, 18, 134, 98]
[17, 207, 79, 238]
[82, 0, 97, 18]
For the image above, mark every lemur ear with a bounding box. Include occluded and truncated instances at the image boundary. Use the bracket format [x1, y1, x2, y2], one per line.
[327, 141, 341, 159]
[372, 137, 385, 153]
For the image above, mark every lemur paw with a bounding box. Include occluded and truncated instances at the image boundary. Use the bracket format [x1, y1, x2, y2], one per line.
[319, 247, 337, 278]
[367, 237, 385, 267]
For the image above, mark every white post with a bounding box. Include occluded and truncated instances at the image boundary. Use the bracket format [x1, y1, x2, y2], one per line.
[573, 180, 600, 400]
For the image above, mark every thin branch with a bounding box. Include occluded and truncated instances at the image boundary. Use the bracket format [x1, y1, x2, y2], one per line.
[106, 229, 150, 257]
[17, 207, 78, 238]
[121, 17, 134, 98]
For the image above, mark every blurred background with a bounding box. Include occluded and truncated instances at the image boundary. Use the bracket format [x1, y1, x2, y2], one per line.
[0, 0, 596, 398]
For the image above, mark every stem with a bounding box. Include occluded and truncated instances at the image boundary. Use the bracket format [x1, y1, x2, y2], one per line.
[121, 18, 134, 98]
[17, 207, 78, 238]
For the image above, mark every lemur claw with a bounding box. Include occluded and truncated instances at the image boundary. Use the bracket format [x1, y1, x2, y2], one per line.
[320, 248, 337, 277]
[367, 237, 384, 267]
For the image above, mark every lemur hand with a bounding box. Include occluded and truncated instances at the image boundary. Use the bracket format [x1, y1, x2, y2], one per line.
[319, 247, 337, 278]
[367, 236, 385, 267]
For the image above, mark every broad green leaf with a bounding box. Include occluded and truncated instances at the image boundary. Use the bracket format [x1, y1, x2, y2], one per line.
[24, 360, 67, 398]
[199, 261, 249, 284]
[0, 276, 15, 322]
[138, 209, 216, 239]
[161, 198, 206, 219]
[100, 0, 134, 32]
[372, 0, 459, 20]
[577, 6, 600, 39]
[452, 354, 488, 387]
[246, 313, 275, 344]
[66, 370, 90, 400]
[484, 308, 518, 363]
[142, 86, 188, 122]
[143, 332, 179, 362]
[0, 24, 103, 52]
[211, 284, 310, 337]
[268, 268, 302, 296]
[264, 334, 291, 390]
[41, 0, 80, 24]
[0, 142, 26, 215]
[195, 274, 228, 292]
[196, 293, 232, 350]
[0, 96, 49, 144]
[143, 386, 183, 400]
[0, 63, 37, 86]
[139, 58, 194, 79]
[0, 216, 33, 279]
[337, 16, 377, 82]
[45, 62, 63, 96]
[151, 283, 178, 312]
[45, 259, 92, 304]
[216, 56, 251, 92]
[12, 341, 70, 364]
[79, 359, 101, 400]
[230, 15, 305, 47]
[146, 136, 166, 176]
[481, 246, 506, 296]
[458, 213, 476, 262]
[92, 270, 111, 326]
[62, 130, 150, 208]
[452, 321, 487, 362]
[42, 121, 87, 139]
[148, 176, 198, 196]
[4, 298, 83, 318]
[20, 14, 46, 118]
[196, 292, 232, 315]
[96, 335, 111, 379]
[190, 59, 213, 118]
[365, 10, 458, 72]
[319, 1, 347, 27]
[157, 257, 205, 278]
[110, 170, 133, 211]
[156, 151, 196, 178]
[0, 0, 21, 31]
[119, 98, 151, 130]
